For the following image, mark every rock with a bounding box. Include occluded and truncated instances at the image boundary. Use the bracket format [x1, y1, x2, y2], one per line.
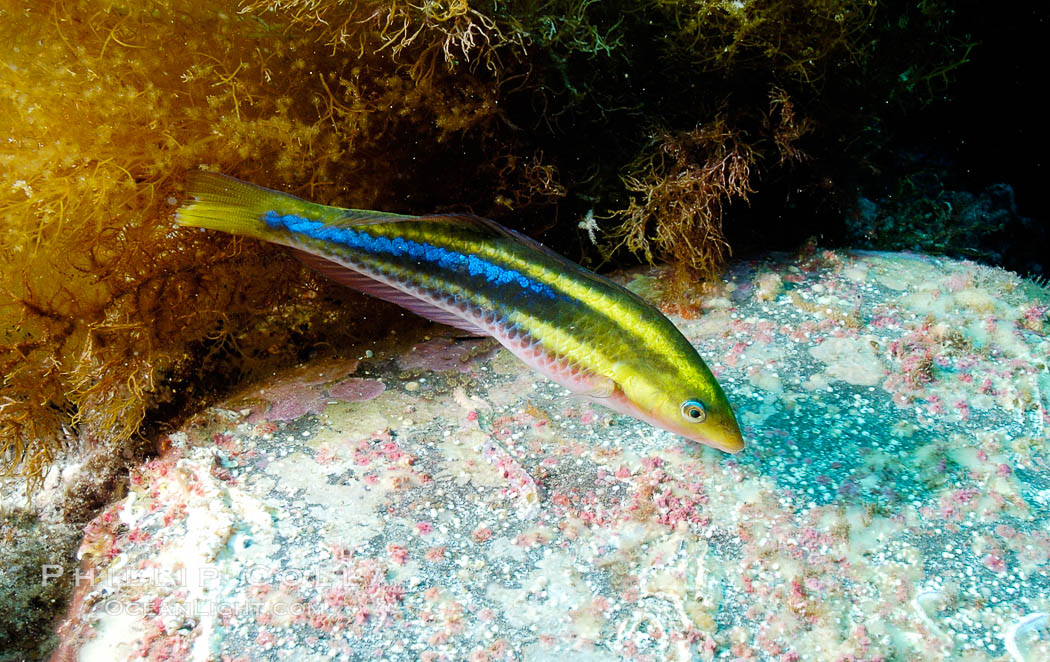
[44, 251, 1050, 661]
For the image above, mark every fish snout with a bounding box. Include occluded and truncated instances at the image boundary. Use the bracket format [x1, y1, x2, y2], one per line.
[693, 413, 745, 454]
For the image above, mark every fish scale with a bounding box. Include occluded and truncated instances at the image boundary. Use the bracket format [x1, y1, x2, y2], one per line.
[270, 211, 635, 381]
[176, 172, 745, 452]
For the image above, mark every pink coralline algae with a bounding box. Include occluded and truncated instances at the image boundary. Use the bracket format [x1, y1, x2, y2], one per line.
[250, 375, 387, 421]
[399, 336, 497, 373]
[327, 377, 386, 402]
[251, 381, 330, 421]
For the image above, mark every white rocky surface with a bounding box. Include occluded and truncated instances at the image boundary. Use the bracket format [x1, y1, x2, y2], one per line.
[36, 251, 1050, 661]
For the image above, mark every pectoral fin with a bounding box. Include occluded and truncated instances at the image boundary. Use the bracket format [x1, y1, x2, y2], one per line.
[581, 375, 617, 399]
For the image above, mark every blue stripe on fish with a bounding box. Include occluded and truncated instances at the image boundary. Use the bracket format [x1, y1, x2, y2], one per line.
[262, 211, 558, 300]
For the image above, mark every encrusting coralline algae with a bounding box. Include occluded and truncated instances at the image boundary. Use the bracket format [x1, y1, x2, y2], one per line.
[47, 251, 1049, 661]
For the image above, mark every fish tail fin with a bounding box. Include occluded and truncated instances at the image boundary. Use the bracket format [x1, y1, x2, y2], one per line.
[176, 172, 324, 239]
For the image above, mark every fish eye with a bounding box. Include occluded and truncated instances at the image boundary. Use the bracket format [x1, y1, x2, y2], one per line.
[680, 400, 707, 423]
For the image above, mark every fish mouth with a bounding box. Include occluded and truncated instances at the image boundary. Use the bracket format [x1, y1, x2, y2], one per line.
[673, 408, 745, 453]
[690, 422, 745, 454]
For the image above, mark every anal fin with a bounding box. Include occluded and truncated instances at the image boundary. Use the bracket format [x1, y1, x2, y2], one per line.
[290, 248, 490, 337]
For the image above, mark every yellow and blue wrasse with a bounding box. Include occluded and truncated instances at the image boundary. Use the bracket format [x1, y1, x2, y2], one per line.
[175, 173, 745, 453]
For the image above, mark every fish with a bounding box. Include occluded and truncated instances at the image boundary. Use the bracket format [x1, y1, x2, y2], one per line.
[175, 172, 745, 453]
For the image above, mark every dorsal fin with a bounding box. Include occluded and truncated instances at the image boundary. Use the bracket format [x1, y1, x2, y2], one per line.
[415, 215, 658, 312]
[333, 209, 418, 224]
